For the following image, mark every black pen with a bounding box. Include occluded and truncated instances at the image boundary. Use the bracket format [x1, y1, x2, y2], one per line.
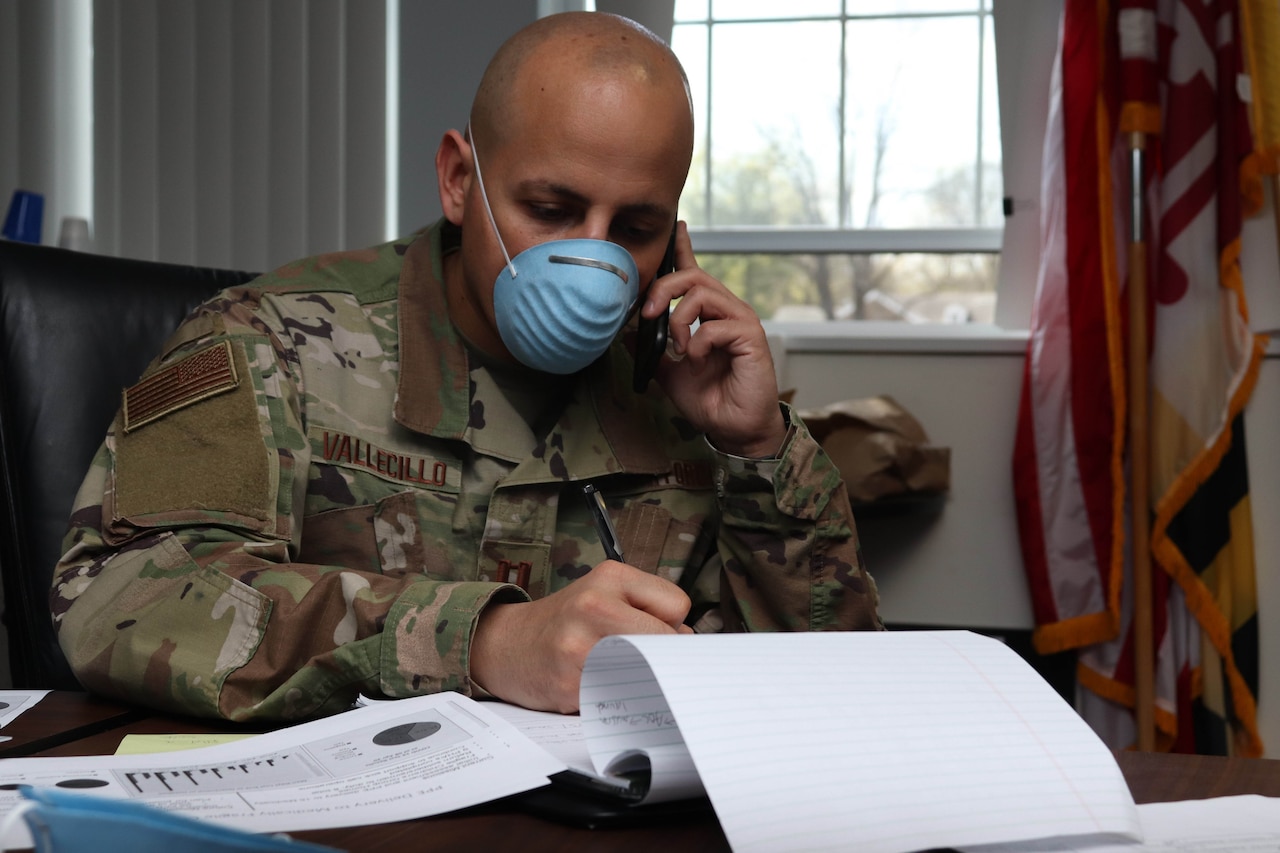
[583, 483, 624, 562]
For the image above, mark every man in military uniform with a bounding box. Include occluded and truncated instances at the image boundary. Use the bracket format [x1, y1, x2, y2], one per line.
[51, 11, 881, 722]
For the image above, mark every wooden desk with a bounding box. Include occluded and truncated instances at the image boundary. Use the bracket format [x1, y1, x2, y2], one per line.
[1119, 749, 1280, 803]
[0, 692, 146, 758]
[8, 692, 1280, 852]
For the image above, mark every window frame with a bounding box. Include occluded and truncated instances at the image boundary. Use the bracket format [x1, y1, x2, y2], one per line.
[675, 2, 1001, 260]
[689, 227, 1002, 254]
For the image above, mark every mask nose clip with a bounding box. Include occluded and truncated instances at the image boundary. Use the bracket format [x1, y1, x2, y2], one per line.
[548, 255, 631, 284]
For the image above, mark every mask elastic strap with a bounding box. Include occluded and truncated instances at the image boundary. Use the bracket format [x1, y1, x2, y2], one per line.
[0, 799, 41, 852]
[466, 122, 517, 279]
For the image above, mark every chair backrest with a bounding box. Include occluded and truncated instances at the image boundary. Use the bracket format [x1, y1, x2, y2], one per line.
[0, 241, 257, 688]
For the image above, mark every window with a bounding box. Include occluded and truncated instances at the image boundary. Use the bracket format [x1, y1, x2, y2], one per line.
[670, 1, 1002, 323]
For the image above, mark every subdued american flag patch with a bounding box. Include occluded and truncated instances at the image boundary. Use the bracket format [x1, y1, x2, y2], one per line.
[122, 340, 239, 432]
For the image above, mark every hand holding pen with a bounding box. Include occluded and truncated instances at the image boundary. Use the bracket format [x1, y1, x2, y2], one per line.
[470, 484, 695, 713]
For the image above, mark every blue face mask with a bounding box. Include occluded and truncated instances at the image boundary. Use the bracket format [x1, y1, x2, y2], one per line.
[470, 131, 640, 375]
[0, 786, 338, 853]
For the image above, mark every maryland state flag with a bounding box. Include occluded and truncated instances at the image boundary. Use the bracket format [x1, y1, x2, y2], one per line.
[1012, 0, 1267, 755]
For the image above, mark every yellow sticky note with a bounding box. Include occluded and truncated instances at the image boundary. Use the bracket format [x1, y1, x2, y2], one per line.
[115, 733, 257, 755]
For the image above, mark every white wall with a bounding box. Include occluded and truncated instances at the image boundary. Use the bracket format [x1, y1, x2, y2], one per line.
[396, 1, 538, 232]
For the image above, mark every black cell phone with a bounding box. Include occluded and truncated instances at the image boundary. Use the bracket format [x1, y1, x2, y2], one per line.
[633, 227, 676, 393]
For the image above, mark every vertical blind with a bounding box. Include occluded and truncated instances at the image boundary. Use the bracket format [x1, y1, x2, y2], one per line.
[93, 0, 389, 272]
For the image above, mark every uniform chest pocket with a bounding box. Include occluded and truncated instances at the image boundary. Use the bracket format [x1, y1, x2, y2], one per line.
[298, 487, 468, 580]
[612, 502, 706, 586]
[372, 490, 475, 581]
[297, 503, 379, 574]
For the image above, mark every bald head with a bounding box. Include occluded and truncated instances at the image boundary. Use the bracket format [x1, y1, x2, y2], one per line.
[471, 12, 692, 153]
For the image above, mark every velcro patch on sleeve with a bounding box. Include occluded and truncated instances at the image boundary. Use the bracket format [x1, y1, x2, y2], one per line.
[123, 340, 239, 432]
[113, 338, 274, 531]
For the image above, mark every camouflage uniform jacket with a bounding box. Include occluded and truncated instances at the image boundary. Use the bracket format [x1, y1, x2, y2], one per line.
[51, 220, 882, 722]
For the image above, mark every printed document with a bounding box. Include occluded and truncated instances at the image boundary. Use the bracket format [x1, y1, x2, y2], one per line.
[0, 690, 49, 729]
[0, 692, 562, 847]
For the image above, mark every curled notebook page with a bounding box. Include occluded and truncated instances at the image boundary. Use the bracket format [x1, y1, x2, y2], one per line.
[579, 630, 1142, 853]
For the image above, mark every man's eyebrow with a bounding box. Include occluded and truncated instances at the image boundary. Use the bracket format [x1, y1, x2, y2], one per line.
[515, 181, 671, 219]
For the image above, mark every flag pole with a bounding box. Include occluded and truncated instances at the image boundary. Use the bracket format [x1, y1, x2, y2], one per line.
[1273, 175, 1280, 258]
[1128, 131, 1156, 753]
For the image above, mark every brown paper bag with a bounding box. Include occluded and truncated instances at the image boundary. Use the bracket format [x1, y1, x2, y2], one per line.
[796, 395, 950, 505]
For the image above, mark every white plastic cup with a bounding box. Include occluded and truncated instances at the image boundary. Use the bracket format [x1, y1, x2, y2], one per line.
[57, 216, 92, 252]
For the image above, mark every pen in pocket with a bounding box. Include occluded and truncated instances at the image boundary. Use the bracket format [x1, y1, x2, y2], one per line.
[582, 483, 624, 563]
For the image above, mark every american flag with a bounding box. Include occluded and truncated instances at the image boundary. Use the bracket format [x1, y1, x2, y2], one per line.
[1013, 0, 1266, 755]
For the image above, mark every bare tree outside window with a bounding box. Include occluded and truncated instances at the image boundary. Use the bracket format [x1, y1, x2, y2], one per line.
[672, 2, 1001, 324]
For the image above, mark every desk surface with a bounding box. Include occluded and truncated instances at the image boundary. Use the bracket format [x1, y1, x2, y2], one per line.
[5, 692, 1280, 852]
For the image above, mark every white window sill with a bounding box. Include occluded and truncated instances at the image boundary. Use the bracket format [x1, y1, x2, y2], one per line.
[762, 321, 1280, 358]
[763, 321, 1031, 355]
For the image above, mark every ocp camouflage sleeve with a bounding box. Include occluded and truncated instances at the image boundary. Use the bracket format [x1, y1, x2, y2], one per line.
[709, 405, 882, 634]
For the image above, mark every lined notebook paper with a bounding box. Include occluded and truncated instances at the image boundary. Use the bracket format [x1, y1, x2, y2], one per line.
[578, 630, 1142, 853]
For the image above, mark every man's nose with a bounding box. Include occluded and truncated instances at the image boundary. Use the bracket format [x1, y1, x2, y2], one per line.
[577, 214, 612, 243]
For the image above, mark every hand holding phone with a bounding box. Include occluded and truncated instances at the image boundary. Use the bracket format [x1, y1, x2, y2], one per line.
[635, 222, 788, 459]
[632, 228, 676, 393]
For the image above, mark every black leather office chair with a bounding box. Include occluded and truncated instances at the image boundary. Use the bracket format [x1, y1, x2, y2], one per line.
[0, 241, 257, 688]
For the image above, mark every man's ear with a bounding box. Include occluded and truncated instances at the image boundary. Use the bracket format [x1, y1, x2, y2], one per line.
[436, 129, 471, 226]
